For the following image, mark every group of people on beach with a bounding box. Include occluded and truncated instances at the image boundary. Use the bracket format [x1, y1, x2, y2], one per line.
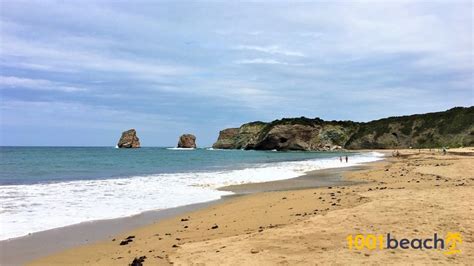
[392, 148, 448, 157]
[339, 156, 348, 163]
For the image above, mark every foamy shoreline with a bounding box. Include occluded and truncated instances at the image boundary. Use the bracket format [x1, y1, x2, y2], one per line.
[0, 153, 385, 265]
[0, 151, 384, 241]
[20, 148, 472, 266]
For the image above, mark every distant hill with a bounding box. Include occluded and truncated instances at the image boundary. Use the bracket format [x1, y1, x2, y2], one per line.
[212, 106, 474, 150]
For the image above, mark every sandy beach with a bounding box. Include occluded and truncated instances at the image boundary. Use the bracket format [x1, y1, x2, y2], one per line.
[9, 148, 474, 265]
[3, 1, 472, 265]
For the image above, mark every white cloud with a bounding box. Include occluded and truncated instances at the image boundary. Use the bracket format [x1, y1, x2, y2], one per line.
[277, 1, 472, 69]
[234, 58, 288, 65]
[0, 34, 196, 79]
[0, 76, 86, 92]
[0, 0, 472, 143]
[247, 31, 262, 36]
[234, 45, 305, 57]
[0, 100, 188, 130]
[0, 62, 78, 73]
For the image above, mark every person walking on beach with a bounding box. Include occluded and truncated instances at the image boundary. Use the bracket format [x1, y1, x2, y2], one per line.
[345, 155, 348, 163]
[339, 156, 342, 163]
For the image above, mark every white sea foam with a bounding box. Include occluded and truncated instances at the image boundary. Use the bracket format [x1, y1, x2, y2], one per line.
[0, 151, 384, 240]
[206, 147, 228, 151]
[166, 147, 196, 150]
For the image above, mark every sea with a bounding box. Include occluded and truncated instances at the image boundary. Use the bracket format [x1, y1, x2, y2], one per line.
[0, 147, 384, 240]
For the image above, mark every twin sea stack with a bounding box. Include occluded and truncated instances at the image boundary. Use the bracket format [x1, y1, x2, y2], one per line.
[116, 130, 197, 149]
[212, 107, 474, 151]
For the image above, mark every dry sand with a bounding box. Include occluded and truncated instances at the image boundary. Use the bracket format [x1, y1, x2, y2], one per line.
[28, 148, 474, 265]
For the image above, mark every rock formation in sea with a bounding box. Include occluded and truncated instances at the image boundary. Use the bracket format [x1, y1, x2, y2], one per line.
[213, 118, 356, 151]
[213, 128, 239, 149]
[177, 134, 197, 148]
[213, 106, 474, 151]
[212, 122, 266, 149]
[254, 119, 356, 151]
[117, 129, 141, 148]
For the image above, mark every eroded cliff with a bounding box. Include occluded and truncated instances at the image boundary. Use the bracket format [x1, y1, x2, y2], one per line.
[212, 107, 474, 151]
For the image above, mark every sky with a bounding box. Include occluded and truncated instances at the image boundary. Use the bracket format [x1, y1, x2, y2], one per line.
[0, 0, 473, 146]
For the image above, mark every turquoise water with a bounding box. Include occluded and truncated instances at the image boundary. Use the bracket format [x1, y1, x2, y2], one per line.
[0, 147, 353, 185]
[0, 147, 383, 240]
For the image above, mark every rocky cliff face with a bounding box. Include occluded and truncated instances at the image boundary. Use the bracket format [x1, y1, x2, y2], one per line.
[212, 122, 266, 149]
[213, 118, 358, 151]
[212, 128, 239, 149]
[178, 134, 197, 148]
[254, 119, 358, 151]
[117, 129, 141, 148]
[212, 107, 474, 150]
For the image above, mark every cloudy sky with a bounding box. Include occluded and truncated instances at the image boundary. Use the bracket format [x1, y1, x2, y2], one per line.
[0, 0, 472, 146]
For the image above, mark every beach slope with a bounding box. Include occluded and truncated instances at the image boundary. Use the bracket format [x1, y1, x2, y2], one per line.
[29, 148, 473, 265]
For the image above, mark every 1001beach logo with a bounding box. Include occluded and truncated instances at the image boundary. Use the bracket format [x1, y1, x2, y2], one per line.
[347, 233, 462, 255]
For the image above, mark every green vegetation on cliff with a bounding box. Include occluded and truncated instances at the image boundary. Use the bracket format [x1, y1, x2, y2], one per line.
[213, 106, 474, 150]
[345, 107, 474, 149]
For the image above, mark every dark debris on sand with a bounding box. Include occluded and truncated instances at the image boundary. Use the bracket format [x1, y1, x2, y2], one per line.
[120, 235, 136, 246]
[129, 255, 146, 266]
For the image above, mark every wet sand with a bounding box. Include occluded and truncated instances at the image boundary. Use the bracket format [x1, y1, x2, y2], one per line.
[1, 161, 362, 265]
[219, 165, 367, 194]
[0, 200, 222, 265]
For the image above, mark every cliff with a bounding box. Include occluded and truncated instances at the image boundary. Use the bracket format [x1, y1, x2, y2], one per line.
[213, 122, 266, 149]
[212, 107, 474, 151]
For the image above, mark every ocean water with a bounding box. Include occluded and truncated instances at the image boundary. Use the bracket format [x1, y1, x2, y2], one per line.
[0, 147, 384, 240]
